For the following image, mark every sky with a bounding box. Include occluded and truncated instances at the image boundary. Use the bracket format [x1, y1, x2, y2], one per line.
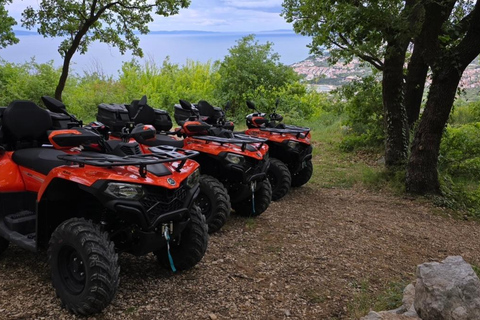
[6, 0, 293, 33]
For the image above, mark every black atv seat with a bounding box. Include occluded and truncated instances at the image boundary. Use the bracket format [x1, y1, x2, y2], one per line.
[12, 148, 68, 176]
[2, 100, 53, 150]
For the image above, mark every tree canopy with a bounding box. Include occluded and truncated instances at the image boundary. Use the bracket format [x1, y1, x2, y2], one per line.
[21, 0, 190, 100]
[0, 0, 18, 49]
[283, 0, 480, 194]
[216, 34, 301, 116]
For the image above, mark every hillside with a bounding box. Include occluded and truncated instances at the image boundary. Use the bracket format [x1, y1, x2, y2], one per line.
[292, 55, 480, 97]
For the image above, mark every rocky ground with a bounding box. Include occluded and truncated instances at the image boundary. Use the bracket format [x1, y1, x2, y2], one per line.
[1, 186, 480, 320]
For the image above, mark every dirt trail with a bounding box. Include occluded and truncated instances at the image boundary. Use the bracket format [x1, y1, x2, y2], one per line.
[0, 186, 479, 319]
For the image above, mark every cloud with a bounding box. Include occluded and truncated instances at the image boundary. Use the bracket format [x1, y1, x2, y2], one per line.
[7, 0, 291, 33]
[222, 0, 283, 12]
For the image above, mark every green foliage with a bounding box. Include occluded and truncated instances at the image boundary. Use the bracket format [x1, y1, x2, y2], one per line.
[118, 58, 221, 112]
[215, 35, 303, 117]
[439, 123, 480, 179]
[337, 76, 384, 151]
[0, 59, 60, 106]
[281, 0, 408, 69]
[0, 0, 18, 49]
[449, 101, 480, 125]
[437, 118, 480, 219]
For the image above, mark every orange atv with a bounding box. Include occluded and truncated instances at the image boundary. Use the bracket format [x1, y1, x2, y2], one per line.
[0, 99, 208, 316]
[170, 99, 272, 217]
[98, 97, 272, 218]
[244, 100, 313, 191]
[191, 99, 309, 200]
[93, 96, 231, 233]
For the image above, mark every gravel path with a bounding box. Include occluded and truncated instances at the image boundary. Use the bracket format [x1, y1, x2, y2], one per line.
[1, 186, 479, 319]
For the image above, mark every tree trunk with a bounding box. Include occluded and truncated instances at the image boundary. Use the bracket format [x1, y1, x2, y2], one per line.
[406, 69, 461, 194]
[406, 0, 480, 194]
[382, 39, 410, 168]
[404, 45, 428, 128]
[55, 50, 75, 101]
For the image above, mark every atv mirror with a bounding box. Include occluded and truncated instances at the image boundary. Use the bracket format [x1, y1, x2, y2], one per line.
[275, 98, 280, 107]
[42, 96, 68, 115]
[246, 100, 256, 110]
[224, 101, 231, 111]
[179, 99, 192, 111]
[139, 95, 147, 107]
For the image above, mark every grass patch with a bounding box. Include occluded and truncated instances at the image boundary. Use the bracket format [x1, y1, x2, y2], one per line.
[303, 288, 326, 304]
[244, 217, 257, 230]
[348, 280, 406, 319]
[300, 118, 384, 189]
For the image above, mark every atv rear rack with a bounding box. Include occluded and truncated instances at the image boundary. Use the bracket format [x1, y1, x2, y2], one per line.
[192, 134, 266, 152]
[58, 146, 199, 177]
[258, 125, 310, 138]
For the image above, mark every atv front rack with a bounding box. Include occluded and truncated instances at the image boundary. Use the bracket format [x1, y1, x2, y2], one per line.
[258, 125, 310, 138]
[192, 134, 266, 151]
[58, 146, 199, 177]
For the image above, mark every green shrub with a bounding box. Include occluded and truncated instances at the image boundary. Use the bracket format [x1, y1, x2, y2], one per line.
[0, 58, 60, 106]
[439, 123, 480, 178]
[337, 75, 384, 151]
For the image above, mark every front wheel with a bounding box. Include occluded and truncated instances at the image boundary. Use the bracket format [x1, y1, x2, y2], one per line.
[291, 159, 313, 187]
[155, 205, 208, 271]
[48, 218, 119, 316]
[196, 175, 231, 233]
[232, 179, 272, 217]
[267, 158, 291, 201]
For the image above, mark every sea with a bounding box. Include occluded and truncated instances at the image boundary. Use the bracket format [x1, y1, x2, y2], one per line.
[0, 31, 312, 77]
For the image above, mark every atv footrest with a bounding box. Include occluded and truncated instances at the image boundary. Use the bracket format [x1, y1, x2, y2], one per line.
[5, 210, 36, 234]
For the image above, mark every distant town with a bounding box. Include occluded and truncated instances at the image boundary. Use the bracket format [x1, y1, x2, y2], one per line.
[292, 55, 480, 99]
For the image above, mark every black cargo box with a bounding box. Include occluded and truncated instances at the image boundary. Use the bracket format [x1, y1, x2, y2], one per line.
[153, 109, 173, 132]
[174, 104, 192, 126]
[97, 103, 130, 133]
[47, 110, 74, 130]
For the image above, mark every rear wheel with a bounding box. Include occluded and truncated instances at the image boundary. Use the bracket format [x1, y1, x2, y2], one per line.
[196, 175, 231, 233]
[232, 179, 272, 217]
[291, 159, 313, 187]
[48, 218, 119, 316]
[267, 158, 291, 201]
[0, 237, 9, 255]
[155, 205, 208, 271]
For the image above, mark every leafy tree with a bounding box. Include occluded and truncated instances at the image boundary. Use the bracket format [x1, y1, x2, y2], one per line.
[282, 0, 421, 168]
[216, 34, 301, 116]
[21, 0, 190, 101]
[283, 0, 480, 195]
[0, 0, 18, 48]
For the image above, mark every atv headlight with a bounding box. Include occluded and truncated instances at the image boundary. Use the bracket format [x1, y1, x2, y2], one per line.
[287, 140, 300, 149]
[187, 168, 200, 188]
[225, 153, 245, 165]
[105, 182, 144, 200]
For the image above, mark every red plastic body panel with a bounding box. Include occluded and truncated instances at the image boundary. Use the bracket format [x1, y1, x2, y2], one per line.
[0, 149, 199, 201]
[138, 136, 268, 161]
[245, 128, 311, 145]
[0, 152, 26, 192]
